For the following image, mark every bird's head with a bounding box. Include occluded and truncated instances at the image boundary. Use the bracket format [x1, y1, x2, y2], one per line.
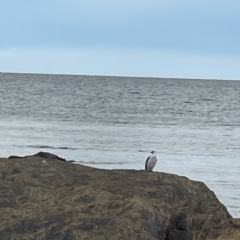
[150, 151, 156, 155]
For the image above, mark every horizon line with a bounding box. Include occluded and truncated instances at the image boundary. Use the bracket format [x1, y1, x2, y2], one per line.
[1, 71, 239, 82]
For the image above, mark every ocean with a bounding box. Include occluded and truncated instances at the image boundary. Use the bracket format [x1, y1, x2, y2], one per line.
[0, 72, 239, 217]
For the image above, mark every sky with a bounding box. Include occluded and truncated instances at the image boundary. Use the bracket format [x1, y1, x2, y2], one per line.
[1, 0, 240, 79]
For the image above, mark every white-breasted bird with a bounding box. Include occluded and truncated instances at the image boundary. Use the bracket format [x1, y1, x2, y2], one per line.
[145, 151, 157, 171]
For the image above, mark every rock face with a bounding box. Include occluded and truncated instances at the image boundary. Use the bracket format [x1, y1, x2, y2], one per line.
[0, 152, 234, 240]
[211, 219, 240, 240]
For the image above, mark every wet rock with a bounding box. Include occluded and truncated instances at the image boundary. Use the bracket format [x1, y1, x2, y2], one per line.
[0, 152, 235, 240]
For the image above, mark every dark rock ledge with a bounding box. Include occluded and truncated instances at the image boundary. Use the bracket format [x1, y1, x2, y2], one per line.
[0, 152, 238, 240]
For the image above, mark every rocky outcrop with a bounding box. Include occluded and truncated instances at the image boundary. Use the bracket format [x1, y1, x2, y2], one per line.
[0, 152, 235, 240]
[8, 151, 67, 161]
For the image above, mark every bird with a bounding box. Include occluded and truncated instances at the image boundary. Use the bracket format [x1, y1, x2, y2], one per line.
[145, 151, 157, 171]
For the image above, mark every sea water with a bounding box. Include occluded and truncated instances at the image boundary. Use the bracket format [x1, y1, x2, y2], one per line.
[0, 72, 239, 217]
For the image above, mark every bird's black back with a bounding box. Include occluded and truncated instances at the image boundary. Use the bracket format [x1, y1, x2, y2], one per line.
[145, 157, 150, 170]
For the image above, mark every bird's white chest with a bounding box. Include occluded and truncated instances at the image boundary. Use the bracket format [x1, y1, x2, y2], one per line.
[146, 155, 157, 170]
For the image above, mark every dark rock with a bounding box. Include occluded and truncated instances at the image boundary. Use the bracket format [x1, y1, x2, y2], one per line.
[33, 151, 66, 161]
[166, 213, 189, 240]
[9, 151, 66, 162]
[0, 152, 235, 240]
[8, 155, 25, 159]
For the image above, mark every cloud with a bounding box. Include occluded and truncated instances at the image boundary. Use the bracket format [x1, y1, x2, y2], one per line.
[1, 47, 240, 80]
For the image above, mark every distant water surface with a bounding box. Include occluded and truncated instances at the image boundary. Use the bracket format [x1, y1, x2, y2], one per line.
[0, 73, 239, 217]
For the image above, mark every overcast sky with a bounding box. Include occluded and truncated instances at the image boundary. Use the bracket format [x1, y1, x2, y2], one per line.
[1, 0, 240, 79]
